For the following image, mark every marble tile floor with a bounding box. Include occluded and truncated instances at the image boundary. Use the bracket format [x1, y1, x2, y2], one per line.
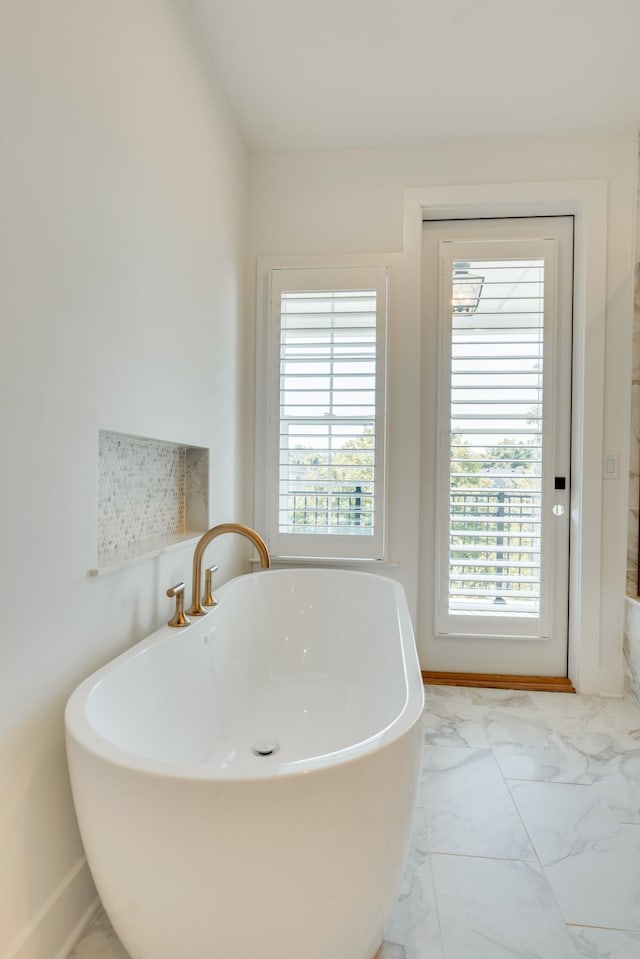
[71, 685, 640, 959]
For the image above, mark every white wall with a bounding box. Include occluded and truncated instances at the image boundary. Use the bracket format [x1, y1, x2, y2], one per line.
[623, 151, 640, 699]
[249, 135, 638, 693]
[627, 151, 640, 596]
[0, 2, 249, 957]
[1, 9, 637, 953]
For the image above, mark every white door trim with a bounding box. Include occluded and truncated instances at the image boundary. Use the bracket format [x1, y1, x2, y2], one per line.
[426, 222, 573, 672]
[401, 179, 613, 694]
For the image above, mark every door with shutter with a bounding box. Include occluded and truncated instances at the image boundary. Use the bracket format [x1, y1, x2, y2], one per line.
[420, 217, 573, 676]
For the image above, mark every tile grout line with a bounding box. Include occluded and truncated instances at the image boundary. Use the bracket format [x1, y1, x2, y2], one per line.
[423, 687, 640, 946]
[425, 849, 446, 959]
[423, 711, 558, 956]
[428, 849, 548, 863]
[566, 921, 640, 934]
[483, 702, 587, 942]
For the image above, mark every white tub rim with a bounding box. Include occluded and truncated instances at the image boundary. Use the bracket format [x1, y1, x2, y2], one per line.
[65, 568, 425, 783]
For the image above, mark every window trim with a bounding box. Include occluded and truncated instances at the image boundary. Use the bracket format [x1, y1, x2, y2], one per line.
[254, 256, 391, 562]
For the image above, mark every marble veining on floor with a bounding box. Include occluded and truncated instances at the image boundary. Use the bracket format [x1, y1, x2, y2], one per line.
[70, 685, 640, 959]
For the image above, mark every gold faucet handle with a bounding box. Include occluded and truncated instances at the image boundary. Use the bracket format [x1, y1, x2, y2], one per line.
[166, 582, 191, 628]
[202, 564, 219, 607]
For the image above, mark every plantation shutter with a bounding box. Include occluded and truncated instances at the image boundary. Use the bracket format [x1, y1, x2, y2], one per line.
[436, 239, 557, 639]
[268, 267, 387, 559]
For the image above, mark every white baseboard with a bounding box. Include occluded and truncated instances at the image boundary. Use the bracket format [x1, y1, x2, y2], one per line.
[52, 897, 100, 959]
[3, 858, 98, 959]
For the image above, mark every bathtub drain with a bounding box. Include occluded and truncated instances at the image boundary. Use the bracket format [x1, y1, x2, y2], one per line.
[251, 741, 279, 757]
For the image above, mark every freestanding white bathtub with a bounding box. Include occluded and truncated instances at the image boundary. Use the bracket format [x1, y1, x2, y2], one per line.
[65, 568, 425, 959]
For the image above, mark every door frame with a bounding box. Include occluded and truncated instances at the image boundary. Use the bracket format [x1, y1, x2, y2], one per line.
[400, 179, 612, 695]
[424, 220, 573, 675]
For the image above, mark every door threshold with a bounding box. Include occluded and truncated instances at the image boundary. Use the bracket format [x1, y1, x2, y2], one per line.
[422, 671, 576, 693]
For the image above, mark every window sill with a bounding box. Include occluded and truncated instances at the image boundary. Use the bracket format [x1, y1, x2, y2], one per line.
[250, 555, 399, 568]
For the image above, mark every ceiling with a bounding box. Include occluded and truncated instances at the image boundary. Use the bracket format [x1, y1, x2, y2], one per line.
[190, 0, 640, 153]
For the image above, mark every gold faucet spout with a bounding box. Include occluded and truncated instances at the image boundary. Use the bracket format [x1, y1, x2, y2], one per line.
[187, 523, 270, 616]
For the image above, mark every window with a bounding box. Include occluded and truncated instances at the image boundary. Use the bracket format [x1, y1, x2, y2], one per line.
[264, 266, 388, 559]
[446, 255, 545, 619]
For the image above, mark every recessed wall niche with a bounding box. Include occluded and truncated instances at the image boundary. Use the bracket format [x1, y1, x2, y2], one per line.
[92, 431, 209, 574]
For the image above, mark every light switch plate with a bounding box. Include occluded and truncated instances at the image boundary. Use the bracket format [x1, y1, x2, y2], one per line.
[603, 453, 620, 480]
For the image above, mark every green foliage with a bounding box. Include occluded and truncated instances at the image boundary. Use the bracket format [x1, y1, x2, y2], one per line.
[449, 437, 540, 603]
[284, 427, 374, 530]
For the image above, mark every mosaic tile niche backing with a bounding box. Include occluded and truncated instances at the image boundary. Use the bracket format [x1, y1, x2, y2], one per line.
[97, 431, 208, 567]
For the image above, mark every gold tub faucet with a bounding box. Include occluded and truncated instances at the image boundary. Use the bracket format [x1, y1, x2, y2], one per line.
[202, 564, 219, 608]
[187, 523, 270, 616]
[166, 582, 191, 628]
